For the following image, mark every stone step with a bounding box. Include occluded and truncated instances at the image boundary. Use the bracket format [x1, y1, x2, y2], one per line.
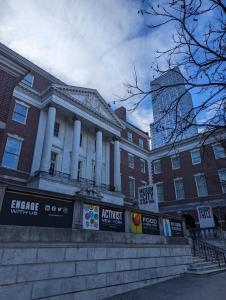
[187, 266, 226, 275]
[188, 263, 219, 271]
[190, 261, 217, 268]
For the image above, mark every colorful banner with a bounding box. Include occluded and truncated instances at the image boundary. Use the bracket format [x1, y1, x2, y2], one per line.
[142, 214, 160, 235]
[99, 207, 125, 232]
[163, 218, 172, 236]
[83, 204, 99, 230]
[131, 212, 142, 233]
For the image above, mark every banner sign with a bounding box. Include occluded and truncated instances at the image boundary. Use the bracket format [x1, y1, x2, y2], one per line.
[99, 207, 125, 232]
[163, 218, 172, 236]
[169, 219, 183, 237]
[142, 214, 160, 235]
[197, 206, 215, 228]
[138, 185, 159, 212]
[131, 212, 142, 233]
[0, 191, 73, 228]
[83, 204, 99, 230]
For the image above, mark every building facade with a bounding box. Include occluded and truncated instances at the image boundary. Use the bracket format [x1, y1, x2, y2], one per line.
[0, 43, 150, 208]
[150, 67, 198, 149]
[150, 132, 226, 229]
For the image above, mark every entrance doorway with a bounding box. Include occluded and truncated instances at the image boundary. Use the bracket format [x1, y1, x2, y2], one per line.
[182, 214, 196, 229]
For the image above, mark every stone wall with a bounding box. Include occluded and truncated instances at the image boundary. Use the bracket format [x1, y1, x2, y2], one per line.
[0, 225, 192, 300]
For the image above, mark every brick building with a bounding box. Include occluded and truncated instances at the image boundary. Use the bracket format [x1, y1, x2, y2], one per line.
[0, 43, 150, 208]
[150, 132, 226, 229]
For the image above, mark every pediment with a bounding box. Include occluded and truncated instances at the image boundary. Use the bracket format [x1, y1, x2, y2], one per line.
[53, 85, 124, 128]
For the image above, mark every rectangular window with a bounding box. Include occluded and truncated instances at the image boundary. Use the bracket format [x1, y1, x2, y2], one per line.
[171, 155, 180, 170]
[78, 161, 82, 179]
[127, 132, 133, 142]
[153, 160, 161, 174]
[140, 159, 146, 173]
[218, 169, 226, 193]
[174, 178, 185, 200]
[156, 182, 164, 202]
[141, 180, 147, 186]
[139, 138, 144, 148]
[54, 122, 60, 137]
[128, 154, 134, 169]
[194, 174, 208, 197]
[2, 137, 22, 169]
[12, 102, 28, 124]
[213, 143, 225, 159]
[191, 149, 201, 165]
[21, 73, 34, 87]
[49, 152, 57, 175]
[80, 133, 82, 147]
[128, 177, 135, 198]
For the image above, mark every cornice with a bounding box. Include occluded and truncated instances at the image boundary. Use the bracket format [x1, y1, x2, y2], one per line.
[0, 53, 28, 78]
[121, 119, 149, 139]
[120, 137, 150, 155]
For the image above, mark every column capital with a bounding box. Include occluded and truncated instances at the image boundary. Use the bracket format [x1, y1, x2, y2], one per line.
[112, 136, 120, 142]
[72, 115, 81, 122]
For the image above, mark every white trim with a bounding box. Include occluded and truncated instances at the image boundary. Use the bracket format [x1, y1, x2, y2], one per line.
[12, 101, 29, 125]
[120, 140, 149, 160]
[156, 182, 164, 202]
[190, 148, 201, 165]
[212, 143, 225, 160]
[153, 159, 161, 174]
[1, 136, 23, 170]
[128, 153, 135, 169]
[7, 133, 24, 141]
[13, 88, 41, 108]
[173, 177, 185, 200]
[128, 176, 136, 198]
[194, 173, 208, 197]
[171, 155, 180, 170]
[140, 158, 146, 174]
[218, 169, 226, 194]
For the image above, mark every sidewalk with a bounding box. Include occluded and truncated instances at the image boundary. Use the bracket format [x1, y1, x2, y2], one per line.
[106, 271, 226, 300]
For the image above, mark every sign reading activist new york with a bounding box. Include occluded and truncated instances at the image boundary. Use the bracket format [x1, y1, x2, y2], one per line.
[99, 206, 125, 232]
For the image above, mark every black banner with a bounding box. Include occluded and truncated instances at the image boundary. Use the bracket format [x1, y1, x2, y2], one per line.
[0, 191, 73, 228]
[169, 219, 184, 237]
[142, 214, 160, 235]
[99, 206, 125, 232]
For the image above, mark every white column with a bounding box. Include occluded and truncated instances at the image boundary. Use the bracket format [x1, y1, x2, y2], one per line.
[114, 139, 121, 192]
[105, 141, 110, 185]
[71, 119, 81, 180]
[40, 106, 56, 172]
[95, 130, 102, 186]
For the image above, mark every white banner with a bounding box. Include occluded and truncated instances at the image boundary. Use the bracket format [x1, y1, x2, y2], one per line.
[197, 206, 215, 228]
[138, 185, 159, 212]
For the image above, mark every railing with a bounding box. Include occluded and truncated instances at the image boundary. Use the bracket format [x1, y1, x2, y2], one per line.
[190, 227, 223, 240]
[34, 171, 115, 192]
[192, 238, 226, 267]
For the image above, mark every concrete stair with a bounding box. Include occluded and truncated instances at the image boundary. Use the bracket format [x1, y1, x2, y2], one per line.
[187, 256, 226, 275]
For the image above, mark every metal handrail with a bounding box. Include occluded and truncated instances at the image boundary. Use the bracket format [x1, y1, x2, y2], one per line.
[192, 238, 226, 267]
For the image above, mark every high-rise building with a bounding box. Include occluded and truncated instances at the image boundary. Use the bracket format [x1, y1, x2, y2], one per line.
[150, 67, 198, 148]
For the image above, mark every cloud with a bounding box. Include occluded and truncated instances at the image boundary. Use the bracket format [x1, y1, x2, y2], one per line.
[0, 0, 173, 131]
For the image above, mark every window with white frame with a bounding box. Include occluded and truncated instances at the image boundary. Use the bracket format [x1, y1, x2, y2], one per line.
[140, 159, 146, 173]
[139, 138, 144, 148]
[213, 143, 225, 159]
[78, 160, 83, 179]
[141, 180, 147, 186]
[12, 102, 28, 124]
[21, 73, 34, 87]
[191, 149, 201, 165]
[194, 174, 208, 197]
[49, 152, 57, 175]
[128, 177, 135, 198]
[218, 169, 226, 193]
[128, 154, 134, 168]
[174, 178, 185, 200]
[127, 132, 133, 142]
[171, 155, 180, 170]
[156, 182, 164, 202]
[153, 160, 161, 174]
[2, 136, 22, 169]
[54, 122, 60, 137]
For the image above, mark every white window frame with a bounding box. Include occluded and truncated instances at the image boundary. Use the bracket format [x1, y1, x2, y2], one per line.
[54, 121, 60, 137]
[140, 159, 146, 174]
[194, 173, 208, 197]
[213, 143, 225, 159]
[12, 100, 29, 125]
[128, 176, 135, 198]
[127, 132, 133, 142]
[174, 177, 185, 200]
[1, 135, 23, 170]
[156, 182, 164, 202]
[128, 153, 134, 169]
[171, 155, 181, 170]
[190, 149, 201, 165]
[141, 180, 147, 186]
[153, 160, 161, 174]
[218, 169, 226, 194]
[21, 73, 34, 87]
[139, 138, 144, 148]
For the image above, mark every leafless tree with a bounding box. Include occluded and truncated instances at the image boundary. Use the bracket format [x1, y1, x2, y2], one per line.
[118, 0, 226, 147]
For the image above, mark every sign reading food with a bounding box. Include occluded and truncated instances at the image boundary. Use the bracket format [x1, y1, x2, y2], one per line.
[142, 214, 160, 235]
[0, 191, 73, 228]
[131, 212, 142, 233]
[83, 204, 99, 230]
[99, 207, 125, 232]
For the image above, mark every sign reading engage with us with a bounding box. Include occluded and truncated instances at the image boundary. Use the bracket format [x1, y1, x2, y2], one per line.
[99, 207, 125, 232]
[0, 191, 73, 228]
[138, 185, 159, 212]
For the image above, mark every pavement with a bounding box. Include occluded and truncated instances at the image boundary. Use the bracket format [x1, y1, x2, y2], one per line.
[107, 271, 226, 300]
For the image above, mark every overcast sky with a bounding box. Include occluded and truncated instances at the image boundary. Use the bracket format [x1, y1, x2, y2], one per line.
[0, 0, 173, 132]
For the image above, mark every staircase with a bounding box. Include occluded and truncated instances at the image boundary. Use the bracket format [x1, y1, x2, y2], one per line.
[187, 256, 226, 275]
